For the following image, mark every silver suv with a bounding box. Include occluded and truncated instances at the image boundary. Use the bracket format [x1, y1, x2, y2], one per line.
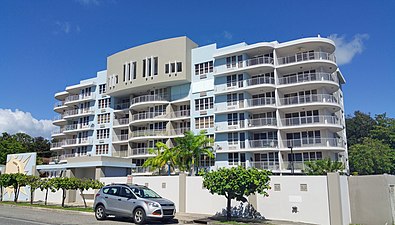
[93, 184, 176, 224]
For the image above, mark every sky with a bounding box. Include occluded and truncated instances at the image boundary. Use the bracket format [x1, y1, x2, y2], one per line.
[0, 0, 394, 138]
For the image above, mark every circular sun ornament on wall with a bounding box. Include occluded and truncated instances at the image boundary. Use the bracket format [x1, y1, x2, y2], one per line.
[4, 155, 31, 199]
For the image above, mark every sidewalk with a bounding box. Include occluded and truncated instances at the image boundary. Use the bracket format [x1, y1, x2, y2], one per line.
[175, 212, 315, 225]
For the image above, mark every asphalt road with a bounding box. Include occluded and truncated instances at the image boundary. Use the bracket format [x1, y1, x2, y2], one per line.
[0, 204, 180, 225]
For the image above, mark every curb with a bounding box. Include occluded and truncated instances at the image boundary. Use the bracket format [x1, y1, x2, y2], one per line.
[0, 202, 94, 215]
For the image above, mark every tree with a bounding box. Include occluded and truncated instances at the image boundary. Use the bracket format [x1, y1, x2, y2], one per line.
[39, 178, 55, 205]
[143, 142, 169, 175]
[304, 158, 345, 175]
[8, 173, 28, 202]
[76, 179, 104, 208]
[26, 175, 41, 204]
[202, 166, 271, 221]
[349, 138, 395, 175]
[345, 111, 375, 147]
[174, 131, 214, 175]
[0, 133, 27, 164]
[370, 113, 395, 149]
[0, 173, 11, 201]
[52, 177, 74, 207]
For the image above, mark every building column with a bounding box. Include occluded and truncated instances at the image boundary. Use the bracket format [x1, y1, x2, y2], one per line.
[327, 172, 345, 225]
[178, 173, 187, 213]
[95, 167, 105, 180]
[66, 168, 76, 203]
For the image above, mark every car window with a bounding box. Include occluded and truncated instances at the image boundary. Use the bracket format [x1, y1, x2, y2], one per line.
[108, 187, 120, 196]
[140, 187, 161, 198]
[120, 187, 136, 199]
[102, 187, 110, 194]
[131, 187, 143, 197]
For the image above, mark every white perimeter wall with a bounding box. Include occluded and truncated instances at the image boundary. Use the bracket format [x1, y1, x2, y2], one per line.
[34, 189, 63, 204]
[258, 176, 330, 225]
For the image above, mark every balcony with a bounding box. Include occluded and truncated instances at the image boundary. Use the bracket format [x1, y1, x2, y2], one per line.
[50, 141, 64, 149]
[64, 94, 95, 104]
[50, 153, 87, 163]
[277, 51, 336, 65]
[279, 72, 338, 86]
[63, 108, 95, 118]
[215, 118, 277, 132]
[215, 97, 276, 113]
[250, 161, 280, 171]
[113, 118, 129, 126]
[64, 123, 93, 132]
[217, 139, 278, 152]
[131, 112, 167, 122]
[63, 138, 93, 147]
[283, 138, 344, 149]
[130, 95, 169, 107]
[113, 134, 129, 143]
[170, 127, 190, 136]
[51, 127, 65, 136]
[169, 110, 190, 119]
[215, 56, 274, 76]
[279, 94, 338, 107]
[115, 102, 130, 111]
[215, 76, 275, 93]
[129, 129, 168, 139]
[132, 166, 153, 174]
[281, 115, 341, 128]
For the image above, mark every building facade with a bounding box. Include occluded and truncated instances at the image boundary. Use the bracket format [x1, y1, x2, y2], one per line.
[42, 35, 347, 177]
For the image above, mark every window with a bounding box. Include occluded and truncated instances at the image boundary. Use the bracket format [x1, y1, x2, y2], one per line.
[195, 116, 214, 129]
[194, 60, 214, 75]
[171, 63, 175, 73]
[98, 98, 111, 109]
[228, 132, 239, 145]
[99, 84, 106, 94]
[115, 75, 118, 84]
[226, 55, 242, 68]
[97, 113, 110, 124]
[195, 97, 214, 111]
[228, 153, 239, 166]
[142, 59, 146, 77]
[123, 64, 126, 82]
[287, 151, 322, 162]
[154, 57, 158, 75]
[97, 129, 110, 139]
[96, 144, 109, 155]
[132, 62, 137, 79]
[177, 62, 182, 72]
[148, 58, 152, 76]
[165, 64, 169, 74]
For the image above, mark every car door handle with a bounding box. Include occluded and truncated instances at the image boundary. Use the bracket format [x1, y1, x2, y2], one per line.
[118, 198, 122, 201]
[105, 196, 108, 199]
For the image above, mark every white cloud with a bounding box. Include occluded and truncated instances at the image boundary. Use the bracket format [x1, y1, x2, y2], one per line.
[75, 0, 100, 6]
[53, 21, 81, 35]
[328, 33, 369, 65]
[223, 31, 233, 40]
[0, 109, 56, 139]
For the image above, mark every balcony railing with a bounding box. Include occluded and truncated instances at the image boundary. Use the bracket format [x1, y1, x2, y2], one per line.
[277, 51, 336, 65]
[170, 110, 190, 118]
[132, 148, 150, 156]
[217, 118, 276, 131]
[50, 142, 64, 148]
[132, 166, 152, 174]
[131, 95, 169, 105]
[248, 139, 278, 148]
[130, 129, 168, 138]
[281, 115, 340, 127]
[279, 94, 338, 106]
[113, 118, 129, 126]
[215, 76, 275, 92]
[279, 72, 338, 85]
[64, 107, 94, 117]
[171, 127, 190, 135]
[113, 134, 129, 142]
[284, 138, 344, 148]
[219, 97, 275, 112]
[65, 94, 95, 103]
[54, 101, 65, 108]
[64, 138, 92, 146]
[245, 56, 274, 66]
[131, 112, 167, 121]
[250, 161, 280, 170]
[53, 114, 65, 121]
[51, 127, 65, 135]
[115, 102, 130, 110]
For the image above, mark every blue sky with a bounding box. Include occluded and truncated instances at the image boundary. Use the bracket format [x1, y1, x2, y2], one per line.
[0, 0, 394, 137]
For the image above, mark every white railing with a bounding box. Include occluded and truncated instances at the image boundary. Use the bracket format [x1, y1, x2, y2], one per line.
[132, 148, 150, 156]
[132, 166, 152, 174]
[51, 127, 65, 135]
[247, 118, 277, 127]
[131, 112, 167, 121]
[115, 102, 130, 110]
[65, 94, 95, 103]
[215, 76, 275, 92]
[245, 56, 274, 66]
[218, 97, 276, 112]
[248, 139, 278, 148]
[282, 161, 308, 171]
[65, 124, 78, 131]
[281, 115, 339, 127]
[131, 95, 169, 105]
[277, 51, 336, 65]
[63, 138, 92, 146]
[53, 114, 65, 121]
[114, 118, 129, 126]
[279, 72, 338, 85]
[54, 101, 65, 108]
[64, 107, 94, 117]
[284, 138, 344, 148]
[250, 162, 280, 170]
[113, 134, 128, 142]
[171, 110, 190, 118]
[246, 97, 276, 107]
[130, 129, 168, 138]
[171, 127, 191, 135]
[50, 142, 64, 148]
[217, 118, 276, 131]
[279, 94, 338, 106]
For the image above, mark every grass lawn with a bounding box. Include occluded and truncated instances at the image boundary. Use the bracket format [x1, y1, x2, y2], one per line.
[0, 201, 93, 213]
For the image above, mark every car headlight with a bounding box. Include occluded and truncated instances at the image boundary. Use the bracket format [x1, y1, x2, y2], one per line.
[147, 202, 160, 208]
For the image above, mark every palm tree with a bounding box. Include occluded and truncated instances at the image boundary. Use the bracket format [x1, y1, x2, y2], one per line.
[143, 142, 177, 175]
[304, 158, 345, 175]
[174, 131, 214, 176]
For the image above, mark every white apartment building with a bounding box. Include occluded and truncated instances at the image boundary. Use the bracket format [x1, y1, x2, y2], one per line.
[38, 36, 347, 178]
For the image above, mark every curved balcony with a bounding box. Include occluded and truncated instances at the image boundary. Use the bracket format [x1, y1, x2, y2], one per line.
[114, 102, 130, 111]
[280, 115, 342, 131]
[277, 51, 336, 66]
[215, 56, 274, 76]
[283, 138, 345, 150]
[63, 108, 95, 119]
[215, 118, 277, 133]
[113, 147, 151, 158]
[53, 114, 66, 126]
[215, 97, 276, 114]
[278, 94, 340, 110]
[130, 95, 169, 110]
[216, 139, 278, 153]
[63, 123, 94, 133]
[64, 94, 95, 105]
[113, 134, 129, 144]
[130, 112, 168, 125]
[215, 76, 275, 94]
[278, 72, 339, 91]
[62, 138, 93, 148]
[54, 101, 67, 112]
[50, 141, 64, 150]
[169, 127, 190, 137]
[51, 127, 65, 137]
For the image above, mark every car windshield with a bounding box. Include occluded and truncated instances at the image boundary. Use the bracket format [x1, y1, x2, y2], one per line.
[132, 187, 161, 198]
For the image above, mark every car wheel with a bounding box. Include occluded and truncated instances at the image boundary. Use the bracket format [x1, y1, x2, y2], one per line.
[133, 208, 146, 224]
[95, 205, 107, 220]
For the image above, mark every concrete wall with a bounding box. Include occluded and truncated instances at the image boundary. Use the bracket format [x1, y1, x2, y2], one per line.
[33, 189, 63, 204]
[349, 175, 395, 225]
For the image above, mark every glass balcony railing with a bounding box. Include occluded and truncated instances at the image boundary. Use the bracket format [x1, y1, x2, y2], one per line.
[129, 129, 168, 138]
[248, 139, 278, 148]
[279, 94, 338, 106]
[215, 76, 275, 92]
[131, 95, 169, 105]
[113, 134, 129, 142]
[170, 110, 190, 118]
[279, 72, 338, 85]
[281, 115, 340, 127]
[64, 108, 94, 117]
[131, 112, 167, 121]
[65, 94, 95, 103]
[54, 101, 65, 108]
[277, 51, 336, 65]
[113, 118, 129, 126]
[115, 102, 130, 110]
[250, 162, 280, 170]
[284, 138, 344, 148]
